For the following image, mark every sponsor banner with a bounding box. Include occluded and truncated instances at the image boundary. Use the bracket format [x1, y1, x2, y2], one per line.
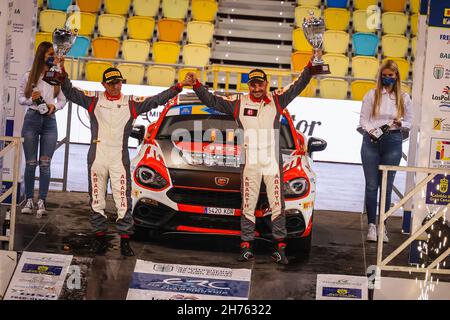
[426, 174, 450, 205]
[4, 251, 73, 300]
[126, 260, 251, 300]
[429, 137, 450, 169]
[0, 250, 18, 299]
[316, 274, 368, 300]
[428, 0, 450, 28]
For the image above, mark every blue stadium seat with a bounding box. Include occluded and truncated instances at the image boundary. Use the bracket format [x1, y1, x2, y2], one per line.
[67, 36, 90, 58]
[326, 0, 348, 8]
[352, 33, 379, 56]
[48, 0, 72, 11]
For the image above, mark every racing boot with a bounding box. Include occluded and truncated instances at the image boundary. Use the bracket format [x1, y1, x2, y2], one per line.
[271, 242, 289, 265]
[92, 232, 108, 255]
[237, 241, 254, 262]
[120, 236, 135, 257]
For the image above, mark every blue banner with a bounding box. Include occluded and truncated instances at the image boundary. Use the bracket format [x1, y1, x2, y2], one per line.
[428, 0, 450, 28]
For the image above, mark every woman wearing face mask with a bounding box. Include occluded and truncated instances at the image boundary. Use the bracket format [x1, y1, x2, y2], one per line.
[18, 41, 66, 217]
[359, 59, 413, 243]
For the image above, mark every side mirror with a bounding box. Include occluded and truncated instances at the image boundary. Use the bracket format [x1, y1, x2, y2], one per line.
[307, 137, 327, 158]
[130, 125, 146, 145]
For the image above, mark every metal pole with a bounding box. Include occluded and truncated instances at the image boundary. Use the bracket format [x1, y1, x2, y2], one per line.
[62, 101, 73, 192]
[376, 168, 388, 274]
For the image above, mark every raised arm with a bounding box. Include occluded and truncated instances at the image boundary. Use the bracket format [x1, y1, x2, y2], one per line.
[133, 83, 184, 115]
[273, 62, 312, 109]
[60, 71, 97, 109]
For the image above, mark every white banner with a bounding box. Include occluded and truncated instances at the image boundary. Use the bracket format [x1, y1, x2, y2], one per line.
[316, 274, 368, 300]
[0, 250, 18, 299]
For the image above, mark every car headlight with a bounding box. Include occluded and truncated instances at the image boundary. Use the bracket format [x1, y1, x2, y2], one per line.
[136, 166, 168, 189]
[284, 178, 309, 198]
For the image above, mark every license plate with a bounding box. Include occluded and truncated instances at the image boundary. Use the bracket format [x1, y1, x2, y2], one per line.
[204, 207, 235, 216]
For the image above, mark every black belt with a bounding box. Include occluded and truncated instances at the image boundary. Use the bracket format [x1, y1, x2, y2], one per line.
[387, 129, 401, 134]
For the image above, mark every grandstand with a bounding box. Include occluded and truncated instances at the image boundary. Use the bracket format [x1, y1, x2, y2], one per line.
[35, 0, 417, 100]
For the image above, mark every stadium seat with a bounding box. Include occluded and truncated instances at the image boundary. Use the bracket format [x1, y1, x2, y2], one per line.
[122, 39, 150, 62]
[127, 16, 155, 40]
[98, 14, 126, 38]
[326, 0, 348, 8]
[152, 41, 180, 64]
[383, 0, 406, 12]
[92, 37, 120, 59]
[183, 44, 211, 67]
[38, 0, 43, 8]
[162, 0, 189, 19]
[64, 59, 84, 80]
[86, 61, 113, 82]
[147, 65, 176, 86]
[411, 14, 418, 37]
[382, 12, 408, 35]
[291, 51, 312, 72]
[68, 12, 96, 36]
[324, 8, 350, 31]
[323, 31, 349, 54]
[67, 36, 90, 58]
[319, 78, 349, 100]
[157, 18, 185, 42]
[298, 0, 321, 6]
[35, 32, 53, 52]
[48, 0, 72, 11]
[352, 33, 379, 56]
[134, 0, 161, 17]
[293, 28, 313, 51]
[354, 0, 377, 10]
[77, 0, 102, 13]
[104, 0, 131, 15]
[353, 9, 378, 33]
[191, 0, 218, 22]
[117, 63, 145, 85]
[352, 56, 379, 79]
[411, 37, 417, 58]
[382, 57, 409, 80]
[381, 35, 409, 58]
[39, 10, 67, 33]
[187, 21, 214, 45]
[295, 6, 321, 28]
[322, 53, 349, 77]
[410, 0, 420, 14]
[300, 78, 318, 97]
[351, 80, 376, 101]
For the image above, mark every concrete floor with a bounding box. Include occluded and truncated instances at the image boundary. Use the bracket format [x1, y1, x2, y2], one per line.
[4, 190, 439, 300]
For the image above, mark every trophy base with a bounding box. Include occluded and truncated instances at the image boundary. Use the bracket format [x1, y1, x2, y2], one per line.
[43, 70, 66, 86]
[309, 64, 331, 75]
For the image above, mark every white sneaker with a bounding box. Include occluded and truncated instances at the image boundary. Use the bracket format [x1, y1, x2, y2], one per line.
[367, 223, 377, 242]
[383, 228, 389, 243]
[36, 199, 47, 218]
[21, 199, 34, 214]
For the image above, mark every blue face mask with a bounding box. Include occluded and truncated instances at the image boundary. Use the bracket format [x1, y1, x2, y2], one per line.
[382, 76, 396, 86]
[45, 56, 55, 67]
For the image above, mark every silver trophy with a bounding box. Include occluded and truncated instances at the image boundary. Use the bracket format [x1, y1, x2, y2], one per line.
[302, 11, 331, 75]
[43, 28, 77, 85]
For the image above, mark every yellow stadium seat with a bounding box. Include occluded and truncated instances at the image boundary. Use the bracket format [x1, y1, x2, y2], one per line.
[351, 80, 376, 101]
[98, 14, 126, 38]
[162, 0, 189, 19]
[191, 0, 218, 22]
[353, 9, 378, 33]
[382, 57, 409, 80]
[38, 0, 43, 8]
[128, 16, 155, 40]
[63, 59, 84, 80]
[411, 14, 418, 37]
[35, 32, 53, 52]
[68, 12, 96, 36]
[77, 0, 101, 13]
[323, 30, 349, 54]
[291, 51, 312, 72]
[152, 41, 180, 64]
[319, 78, 349, 100]
[382, 12, 408, 35]
[298, 0, 321, 6]
[134, 0, 161, 17]
[183, 44, 211, 67]
[86, 61, 113, 82]
[293, 28, 313, 51]
[92, 37, 120, 59]
[352, 56, 379, 79]
[354, 0, 377, 10]
[383, 0, 406, 12]
[324, 8, 350, 31]
[147, 65, 176, 86]
[401, 83, 411, 95]
[117, 63, 145, 85]
[187, 21, 214, 45]
[411, 36, 417, 58]
[295, 6, 321, 28]
[122, 39, 150, 62]
[39, 10, 67, 33]
[157, 18, 185, 42]
[381, 34, 408, 58]
[104, 0, 131, 15]
[410, 0, 420, 14]
[299, 78, 318, 97]
[322, 53, 349, 77]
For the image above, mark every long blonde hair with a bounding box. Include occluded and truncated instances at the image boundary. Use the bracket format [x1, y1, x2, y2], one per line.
[372, 60, 405, 119]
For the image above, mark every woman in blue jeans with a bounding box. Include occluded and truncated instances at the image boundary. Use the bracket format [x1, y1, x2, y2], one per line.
[18, 42, 66, 217]
[359, 60, 413, 243]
